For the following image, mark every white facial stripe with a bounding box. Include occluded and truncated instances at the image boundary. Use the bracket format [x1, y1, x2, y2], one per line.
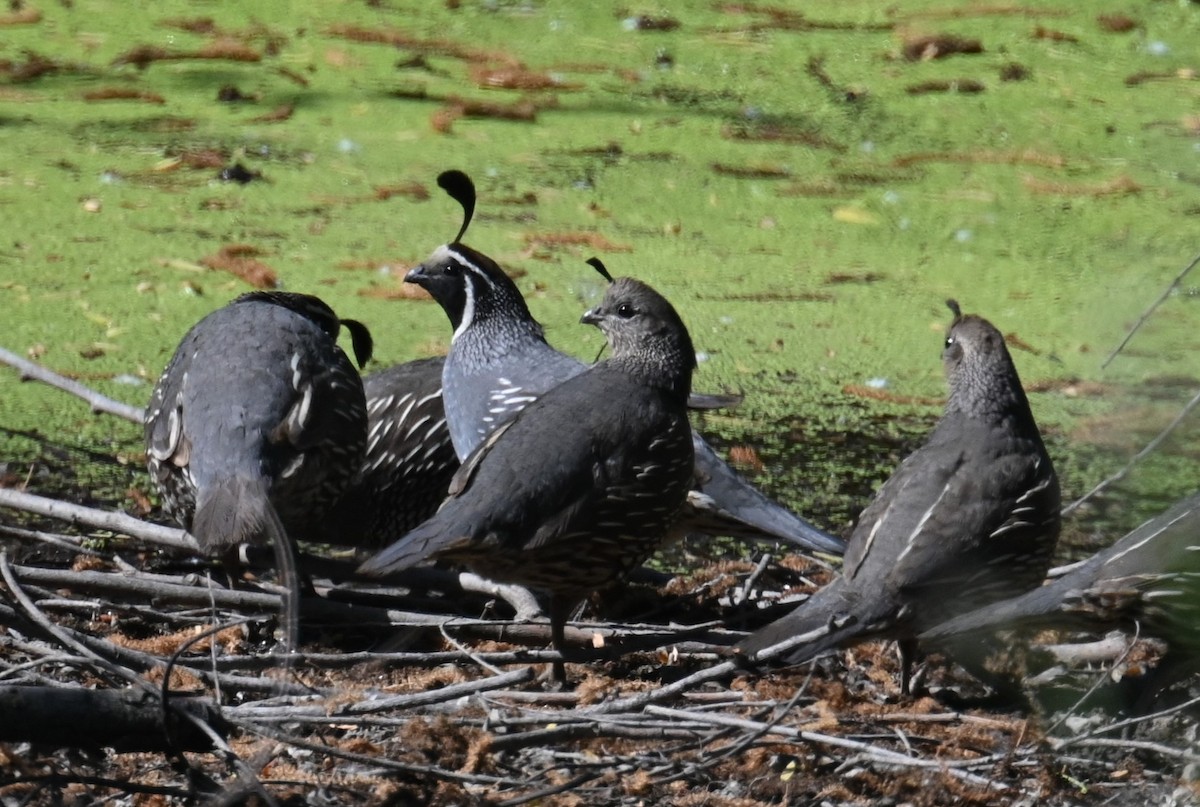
[452, 278, 475, 343]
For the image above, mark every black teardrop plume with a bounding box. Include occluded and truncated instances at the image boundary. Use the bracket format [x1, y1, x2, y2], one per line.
[946, 299, 962, 319]
[437, 170, 476, 244]
[586, 256, 614, 284]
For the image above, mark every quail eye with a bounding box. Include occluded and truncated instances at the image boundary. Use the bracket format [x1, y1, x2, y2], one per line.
[616, 303, 635, 319]
[944, 336, 955, 348]
[444, 262, 460, 276]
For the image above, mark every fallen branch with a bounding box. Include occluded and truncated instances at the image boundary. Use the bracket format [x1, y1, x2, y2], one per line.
[0, 685, 222, 751]
[0, 346, 144, 423]
[643, 705, 1009, 791]
[0, 488, 195, 553]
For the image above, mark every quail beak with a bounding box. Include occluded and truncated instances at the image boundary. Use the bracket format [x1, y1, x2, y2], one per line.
[580, 307, 604, 326]
[404, 264, 431, 286]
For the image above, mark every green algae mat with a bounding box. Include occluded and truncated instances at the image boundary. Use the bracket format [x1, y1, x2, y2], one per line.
[2, 0, 1199, 541]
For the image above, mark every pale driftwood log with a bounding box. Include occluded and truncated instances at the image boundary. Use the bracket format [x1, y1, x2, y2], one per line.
[0, 685, 221, 751]
[0, 346, 145, 423]
[1040, 633, 1146, 666]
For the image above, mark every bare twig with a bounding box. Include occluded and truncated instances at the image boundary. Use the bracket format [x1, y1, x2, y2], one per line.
[0, 346, 145, 423]
[1101, 251, 1200, 369]
[643, 705, 1009, 790]
[0, 488, 196, 553]
[1062, 384, 1200, 515]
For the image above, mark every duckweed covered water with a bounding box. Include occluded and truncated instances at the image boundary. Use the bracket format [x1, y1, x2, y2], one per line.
[2, 0, 1199, 546]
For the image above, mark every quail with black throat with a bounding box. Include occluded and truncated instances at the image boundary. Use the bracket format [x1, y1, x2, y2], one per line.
[737, 301, 1061, 693]
[319, 356, 459, 546]
[401, 169, 844, 556]
[359, 275, 698, 684]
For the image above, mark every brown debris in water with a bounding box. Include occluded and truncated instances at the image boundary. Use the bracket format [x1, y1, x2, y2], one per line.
[900, 33, 984, 61]
[843, 384, 943, 406]
[826, 271, 886, 285]
[721, 120, 847, 151]
[0, 51, 67, 82]
[158, 16, 219, 35]
[250, 104, 294, 123]
[168, 148, 228, 170]
[1097, 13, 1138, 33]
[1021, 173, 1140, 197]
[1000, 62, 1030, 81]
[714, 4, 893, 33]
[1003, 331, 1042, 356]
[325, 23, 518, 66]
[522, 231, 632, 253]
[728, 445, 766, 473]
[432, 96, 550, 133]
[1125, 69, 1196, 87]
[373, 182, 430, 202]
[1032, 25, 1079, 43]
[83, 87, 166, 104]
[112, 39, 262, 69]
[712, 162, 791, 180]
[275, 66, 311, 87]
[199, 244, 278, 289]
[0, 6, 41, 25]
[623, 15, 681, 32]
[893, 149, 1067, 169]
[905, 78, 986, 94]
[898, 5, 1066, 21]
[470, 64, 582, 91]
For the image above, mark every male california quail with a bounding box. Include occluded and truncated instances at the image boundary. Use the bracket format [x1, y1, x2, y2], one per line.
[319, 357, 459, 545]
[921, 491, 1200, 690]
[360, 276, 697, 684]
[402, 169, 844, 555]
[737, 301, 1061, 692]
[145, 291, 372, 559]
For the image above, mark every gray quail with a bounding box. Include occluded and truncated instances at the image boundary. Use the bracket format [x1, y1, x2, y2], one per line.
[402, 169, 844, 556]
[145, 290, 371, 569]
[359, 276, 697, 684]
[737, 301, 1062, 693]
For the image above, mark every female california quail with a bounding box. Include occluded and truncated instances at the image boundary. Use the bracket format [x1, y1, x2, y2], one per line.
[145, 291, 372, 557]
[401, 169, 844, 555]
[360, 276, 698, 684]
[737, 301, 1062, 692]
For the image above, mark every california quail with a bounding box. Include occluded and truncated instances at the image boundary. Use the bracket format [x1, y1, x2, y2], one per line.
[359, 276, 697, 684]
[319, 356, 459, 546]
[737, 301, 1061, 693]
[403, 169, 844, 555]
[145, 291, 372, 559]
[921, 492, 1200, 689]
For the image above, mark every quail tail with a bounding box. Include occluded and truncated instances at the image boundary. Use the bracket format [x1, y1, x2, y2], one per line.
[358, 517, 465, 578]
[736, 584, 875, 666]
[690, 437, 845, 554]
[192, 476, 278, 554]
[192, 475, 301, 654]
[919, 585, 1063, 642]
